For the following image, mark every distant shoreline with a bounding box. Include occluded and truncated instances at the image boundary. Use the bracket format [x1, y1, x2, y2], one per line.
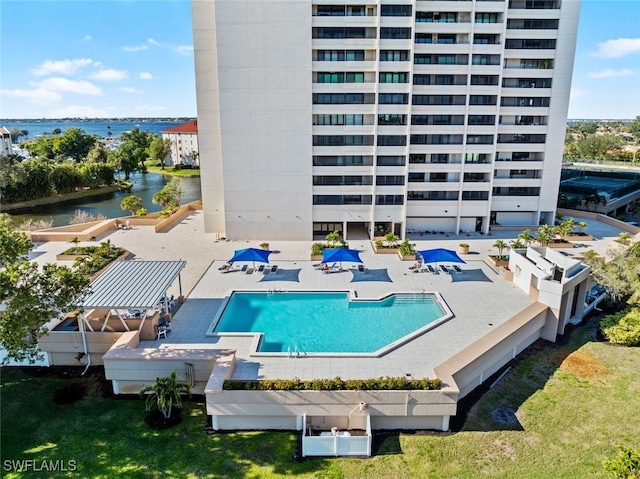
[0, 117, 196, 122]
[1, 185, 127, 212]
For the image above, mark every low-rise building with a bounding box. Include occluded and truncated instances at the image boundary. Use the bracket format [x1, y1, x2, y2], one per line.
[0, 127, 13, 156]
[161, 120, 199, 167]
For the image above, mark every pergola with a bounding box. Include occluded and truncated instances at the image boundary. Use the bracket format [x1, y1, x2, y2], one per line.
[78, 260, 186, 332]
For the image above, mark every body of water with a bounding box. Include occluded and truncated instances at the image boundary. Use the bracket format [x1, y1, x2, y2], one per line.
[1, 119, 193, 139]
[6, 172, 201, 227]
[215, 292, 446, 354]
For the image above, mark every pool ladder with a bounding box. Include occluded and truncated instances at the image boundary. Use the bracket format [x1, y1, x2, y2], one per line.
[288, 345, 304, 358]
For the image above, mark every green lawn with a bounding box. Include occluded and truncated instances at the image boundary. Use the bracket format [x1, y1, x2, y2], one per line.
[146, 165, 200, 177]
[1, 316, 639, 478]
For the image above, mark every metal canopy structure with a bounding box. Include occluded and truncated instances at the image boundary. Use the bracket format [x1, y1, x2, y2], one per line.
[80, 260, 186, 310]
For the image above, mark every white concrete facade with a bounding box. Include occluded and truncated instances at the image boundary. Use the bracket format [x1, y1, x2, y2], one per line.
[0, 127, 13, 156]
[193, 0, 580, 241]
[161, 121, 200, 166]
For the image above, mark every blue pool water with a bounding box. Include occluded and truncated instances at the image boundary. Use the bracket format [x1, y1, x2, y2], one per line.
[214, 292, 446, 353]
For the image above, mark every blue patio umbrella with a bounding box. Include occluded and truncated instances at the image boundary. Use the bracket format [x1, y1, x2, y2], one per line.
[228, 247, 272, 267]
[417, 248, 466, 265]
[321, 248, 363, 267]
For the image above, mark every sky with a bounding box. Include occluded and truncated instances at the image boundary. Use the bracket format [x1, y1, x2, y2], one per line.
[0, 0, 639, 120]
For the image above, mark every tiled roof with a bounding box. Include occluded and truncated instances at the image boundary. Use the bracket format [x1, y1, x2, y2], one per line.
[162, 120, 198, 134]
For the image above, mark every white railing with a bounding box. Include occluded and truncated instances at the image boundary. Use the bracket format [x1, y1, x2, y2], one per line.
[302, 414, 372, 457]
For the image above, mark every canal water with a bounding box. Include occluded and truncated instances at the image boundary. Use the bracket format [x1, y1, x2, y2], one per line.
[5, 172, 201, 227]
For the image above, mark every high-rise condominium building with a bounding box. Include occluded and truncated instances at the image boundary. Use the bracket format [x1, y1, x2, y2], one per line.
[192, 0, 580, 240]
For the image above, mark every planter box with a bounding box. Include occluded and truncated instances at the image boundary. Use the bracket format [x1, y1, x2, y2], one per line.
[372, 243, 399, 255]
[397, 252, 416, 261]
[310, 255, 323, 261]
[487, 255, 509, 268]
[559, 233, 593, 241]
[458, 245, 469, 255]
[537, 240, 573, 249]
[56, 253, 90, 261]
[500, 267, 513, 281]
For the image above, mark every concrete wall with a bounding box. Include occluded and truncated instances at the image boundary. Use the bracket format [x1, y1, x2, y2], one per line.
[39, 330, 126, 366]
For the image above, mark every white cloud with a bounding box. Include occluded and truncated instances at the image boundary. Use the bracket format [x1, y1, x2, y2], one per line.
[174, 45, 193, 55]
[123, 44, 148, 52]
[50, 105, 109, 117]
[31, 58, 95, 76]
[84, 35, 92, 41]
[139, 72, 154, 80]
[147, 38, 161, 46]
[119, 87, 144, 93]
[0, 88, 61, 103]
[32, 77, 102, 95]
[593, 38, 640, 58]
[570, 87, 588, 99]
[588, 68, 634, 79]
[90, 68, 128, 81]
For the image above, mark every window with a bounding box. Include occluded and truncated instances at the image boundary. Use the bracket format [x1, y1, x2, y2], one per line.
[315, 50, 365, 61]
[380, 50, 409, 61]
[313, 176, 372, 186]
[380, 28, 411, 39]
[313, 27, 367, 39]
[497, 134, 546, 143]
[381, 4, 412, 16]
[471, 75, 499, 85]
[379, 93, 409, 104]
[316, 72, 344, 83]
[316, 5, 346, 16]
[434, 74, 454, 85]
[408, 172, 425, 182]
[462, 191, 489, 200]
[507, 19, 559, 29]
[313, 156, 373, 166]
[468, 115, 495, 125]
[430, 172, 447, 183]
[469, 95, 497, 105]
[415, 33, 433, 44]
[313, 135, 374, 146]
[492, 187, 540, 196]
[409, 154, 426, 164]
[377, 155, 406, 166]
[413, 74, 430, 85]
[346, 72, 365, 83]
[416, 12, 456, 23]
[474, 34, 499, 44]
[408, 191, 459, 201]
[376, 195, 404, 205]
[377, 135, 407, 146]
[376, 176, 405, 186]
[313, 195, 372, 205]
[465, 153, 489, 164]
[313, 93, 374, 104]
[475, 12, 500, 23]
[378, 114, 407, 125]
[472, 54, 500, 65]
[379, 72, 408, 83]
[437, 34, 456, 44]
[505, 39, 557, 49]
[313, 114, 364, 126]
[410, 134, 463, 145]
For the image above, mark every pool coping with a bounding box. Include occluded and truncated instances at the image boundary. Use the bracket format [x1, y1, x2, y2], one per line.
[205, 289, 454, 358]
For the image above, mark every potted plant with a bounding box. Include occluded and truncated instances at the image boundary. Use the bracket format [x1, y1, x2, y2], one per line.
[260, 242, 269, 250]
[487, 239, 509, 267]
[398, 239, 416, 261]
[458, 243, 469, 254]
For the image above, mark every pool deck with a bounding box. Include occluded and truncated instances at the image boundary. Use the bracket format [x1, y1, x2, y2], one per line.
[31, 210, 629, 381]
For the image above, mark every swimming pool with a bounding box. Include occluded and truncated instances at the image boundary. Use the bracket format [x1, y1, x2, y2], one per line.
[212, 291, 450, 355]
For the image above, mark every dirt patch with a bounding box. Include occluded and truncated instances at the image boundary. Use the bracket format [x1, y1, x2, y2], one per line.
[52, 381, 88, 405]
[144, 408, 183, 430]
[556, 350, 607, 379]
[490, 406, 519, 427]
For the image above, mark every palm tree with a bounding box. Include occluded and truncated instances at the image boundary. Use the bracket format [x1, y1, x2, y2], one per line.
[140, 371, 191, 420]
[120, 194, 143, 216]
[325, 230, 340, 247]
[617, 232, 633, 245]
[518, 229, 534, 246]
[535, 224, 554, 246]
[493, 239, 508, 259]
[509, 238, 525, 250]
[385, 231, 399, 248]
[68, 236, 80, 254]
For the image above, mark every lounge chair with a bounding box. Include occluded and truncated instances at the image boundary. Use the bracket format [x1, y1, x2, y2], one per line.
[452, 265, 463, 274]
[218, 262, 232, 271]
[426, 264, 436, 274]
[312, 263, 325, 269]
[270, 265, 278, 273]
[439, 265, 450, 274]
[246, 267, 254, 274]
[240, 265, 248, 272]
[257, 265, 265, 272]
[357, 264, 365, 273]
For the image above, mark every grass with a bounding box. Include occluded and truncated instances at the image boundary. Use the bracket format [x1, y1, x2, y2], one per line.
[146, 165, 200, 177]
[1, 315, 639, 478]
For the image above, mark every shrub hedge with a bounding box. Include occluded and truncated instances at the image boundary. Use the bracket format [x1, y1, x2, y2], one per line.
[224, 376, 442, 391]
[599, 306, 640, 346]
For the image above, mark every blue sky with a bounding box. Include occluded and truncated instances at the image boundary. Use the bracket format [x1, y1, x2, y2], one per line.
[1, 0, 639, 119]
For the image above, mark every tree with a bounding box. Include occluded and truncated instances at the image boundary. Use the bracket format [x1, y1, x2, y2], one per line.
[68, 236, 80, 254]
[0, 215, 89, 363]
[493, 239, 508, 259]
[9, 128, 22, 143]
[51, 128, 62, 136]
[384, 231, 399, 248]
[86, 144, 109, 164]
[535, 224, 554, 246]
[628, 115, 640, 138]
[518, 229, 535, 246]
[325, 230, 340, 247]
[147, 137, 171, 170]
[140, 371, 191, 419]
[55, 128, 99, 161]
[120, 127, 152, 172]
[602, 445, 640, 478]
[152, 178, 183, 211]
[583, 242, 640, 305]
[120, 195, 143, 216]
[572, 134, 624, 162]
